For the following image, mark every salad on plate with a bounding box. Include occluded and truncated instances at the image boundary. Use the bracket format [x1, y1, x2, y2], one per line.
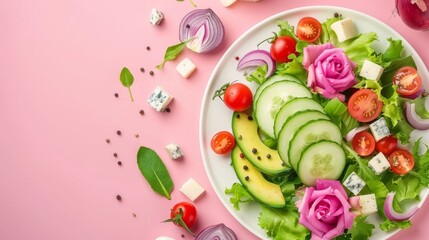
[206, 9, 429, 240]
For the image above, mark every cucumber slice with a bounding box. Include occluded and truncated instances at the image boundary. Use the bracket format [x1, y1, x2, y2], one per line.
[288, 119, 342, 170]
[297, 140, 346, 186]
[253, 75, 302, 111]
[273, 98, 325, 138]
[255, 81, 312, 139]
[277, 110, 329, 167]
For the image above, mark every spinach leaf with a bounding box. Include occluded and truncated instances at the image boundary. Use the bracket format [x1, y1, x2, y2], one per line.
[120, 67, 134, 102]
[156, 40, 191, 70]
[137, 146, 174, 200]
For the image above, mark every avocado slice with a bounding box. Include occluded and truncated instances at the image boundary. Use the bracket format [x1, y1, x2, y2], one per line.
[232, 112, 288, 175]
[231, 146, 285, 208]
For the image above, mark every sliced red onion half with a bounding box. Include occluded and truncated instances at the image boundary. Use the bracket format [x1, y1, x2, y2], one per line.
[345, 125, 370, 142]
[384, 192, 419, 221]
[405, 102, 429, 130]
[195, 223, 238, 240]
[179, 9, 224, 53]
[236, 50, 276, 78]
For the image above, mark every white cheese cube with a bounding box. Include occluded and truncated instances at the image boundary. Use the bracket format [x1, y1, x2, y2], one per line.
[369, 117, 390, 141]
[220, 0, 237, 7]
[147, 86, 173, 112]
[165, 143, 184, 159]
[359, 60, 384, 81]
[150, 8, 164, 25]
[368, 152, 391, 175]
[180, 178, 205, 202]
[343, 172, 366, 195]
[176, 58, 196, 78]
[358, 193, 378, 215]
[330, 18, 358, 42]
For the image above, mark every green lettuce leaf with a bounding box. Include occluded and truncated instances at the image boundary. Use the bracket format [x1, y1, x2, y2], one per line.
[246, 65, 268, 85]
[320, 17, 341, 44]
[383, 38, 404, 62]
[277, 20, 298, 41]
[225, 183, 254, 210]
[276, 54, 307, 84]
[412, 96, 429, 119]
[323, 98, 359, 136]
[349, 216, 375, 240]
[380, 218, 411, 232]
[259, 205, 309, 240]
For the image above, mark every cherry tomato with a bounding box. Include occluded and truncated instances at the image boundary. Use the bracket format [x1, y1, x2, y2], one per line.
[270, 36, 297, 63]
[392, 66, 422, 96]
[388, 149, 415, 175]
[347, 89, 383, 122]
[169, 202, 197, 232]
[224, 83, 253, 112]
[211, 131, 235, 154]
[375, 135, 398, 156]
[296, 17, 322, 43]
[352, 131, 376, 156]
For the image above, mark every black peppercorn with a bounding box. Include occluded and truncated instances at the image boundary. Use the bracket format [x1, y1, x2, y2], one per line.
[248, 116, 253, 121]
[252, 148, 257, 154]
[149, 71, 154, 76]
[139, 110, 144, 115]
[245, 176, 250, 181]
[140, 67, 145, 73]
[266, 154, 271, 159]
[257, 156, 261, 160]
[116, 195, 122, 201]
[236, 114, 240, 118]
[117, 161, 122, 166]
[165, 108, 171, 113]
[243, 165, 248, 170]
[113, 153, 118, 158]
[106, 139, 110, 143]
[116, 130, 122, 136]
[114, 93, 119, 98]
[146, 46, 150, 51]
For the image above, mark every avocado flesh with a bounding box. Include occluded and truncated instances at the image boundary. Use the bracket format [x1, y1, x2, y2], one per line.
[231, 146, 285, 208]
[232, 112, 288, 175]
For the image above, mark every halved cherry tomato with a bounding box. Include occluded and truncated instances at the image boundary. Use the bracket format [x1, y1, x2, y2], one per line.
[211, 131, 235, 154]
[347, 89, 383, 122]
[392, 66, 422, 96]
[224, 83, 253, 112]
[270, 35, 297, 63]
[352, 131, 376, 156]
[296, 17, 322, 43]
[375, 135, 398, 156]
[388, 149, 415, 175]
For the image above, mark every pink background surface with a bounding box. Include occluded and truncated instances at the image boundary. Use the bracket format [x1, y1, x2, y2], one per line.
[1, 0, 429, 239]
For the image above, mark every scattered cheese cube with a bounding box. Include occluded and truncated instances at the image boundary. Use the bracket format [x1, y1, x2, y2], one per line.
[147, 86, 173, 112]
[176, 58, 196, 78]
[165, 143, 184, 159]
[369, 117, 390, 141]
[368, 152, 390, 175]
[180, 178, 205, 202]
[330, 18, 358, 42]
[343, 172, 366, 195]
[359, 60, 384, 81]
[150, 8, 164, 25]
[220, 0, 237, 7]
[350, 194, 378, 216]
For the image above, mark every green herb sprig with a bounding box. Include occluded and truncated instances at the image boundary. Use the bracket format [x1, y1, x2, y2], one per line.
[119, 67, 134, 102]
[156, 39, 192, 70]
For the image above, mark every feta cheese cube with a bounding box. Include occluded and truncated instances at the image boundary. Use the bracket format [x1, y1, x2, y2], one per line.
[150, 8, 164, 25]
[330, 18, 358, 42]
[359, 60, 384, 81]
[180, 178, 205, 202]
[369, 117, 390, 141]
[350, 193, 378, 216]
[176, 58, 196, 78]
[221, 0, 237, 7]
[343, 172, 366, 195]
[368, 152, 390, 175]
[147, 86, 173, 112]
[165, 143, 184, 159]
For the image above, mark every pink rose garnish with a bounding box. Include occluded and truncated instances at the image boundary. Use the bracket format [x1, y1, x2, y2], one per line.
[303, 43, 357, 101]
[296, 180, 355, 240]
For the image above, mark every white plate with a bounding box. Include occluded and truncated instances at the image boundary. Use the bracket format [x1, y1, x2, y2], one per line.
[199, 6, 429, 239]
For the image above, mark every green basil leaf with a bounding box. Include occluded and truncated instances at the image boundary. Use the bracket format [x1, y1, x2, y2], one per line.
[120, 67, 134, 102]
[137, 146, 174, 200]
[156, 40, 190, 70]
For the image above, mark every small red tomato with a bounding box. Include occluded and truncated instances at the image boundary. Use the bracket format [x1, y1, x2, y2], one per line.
[211, 131, 235, 154]
[270, 35, 297, 63]
[352, 131, 376, 157]
[388, 149, 415, 175]
[296, 17, 322, 43]
[375, 135, 398, 156]
[347, 89, 383, 123]
[224, 83, 253, 112]
[170, 202, 197, 229]
[392, 66, 422, 97]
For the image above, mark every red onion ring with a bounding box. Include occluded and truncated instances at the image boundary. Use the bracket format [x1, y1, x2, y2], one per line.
[384, 192, 419, 221]
[195, 223, 238, 240]
[236, 50, 276, 78]
[179, 9, 224, 53]
[405, 102, 429, 130]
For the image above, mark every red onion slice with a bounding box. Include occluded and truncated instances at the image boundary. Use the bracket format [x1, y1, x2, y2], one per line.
[195, 223, 238, 240]
[405, 102, 429, 130]
[384, 192, 419, 221]
[179, 9, 224, 53]
[236, 50, 275, 78]
[396, 0, 429, 31]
